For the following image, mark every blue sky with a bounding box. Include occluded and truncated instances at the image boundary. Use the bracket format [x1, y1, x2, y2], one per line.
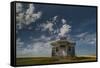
[16, 3, 97, 57]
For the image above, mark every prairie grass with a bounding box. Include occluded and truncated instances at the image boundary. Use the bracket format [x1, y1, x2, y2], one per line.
[16, 56, 96, 65]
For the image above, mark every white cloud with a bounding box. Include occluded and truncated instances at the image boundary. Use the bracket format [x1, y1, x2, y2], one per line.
[41, 17, 71, 38]
[40, 16, 59, 33]
[61, 18, 66, 24]
[77, 33, 96, 46]
[16, 34, 54, 58]
[42, 21, 54, 32]
[16, 38, 24, 48]
[16, 38, 25, 57]
[16, 3, 22, 13]
[16, 13, 25, 29]
[32, 35, 52, 42]
[66, 34, 75, 43]
[85, 33, 96, 45]
[76, 32, 88, 38]
[17, 41, 52, 58]
[32, 42, 51, 53]
[58, 23, 71, 37]
[25, 12, 42, 25]
[53, 16, 58, 22]
[26, 4, 35, 15]
[89, 41, 95, 45]
[16, 3, 42, 29]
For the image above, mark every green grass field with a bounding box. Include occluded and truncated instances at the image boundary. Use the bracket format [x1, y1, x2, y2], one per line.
[16, 56, 96, 66]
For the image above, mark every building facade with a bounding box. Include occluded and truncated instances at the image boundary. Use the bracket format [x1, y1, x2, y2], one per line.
[51, 37, 75, 57]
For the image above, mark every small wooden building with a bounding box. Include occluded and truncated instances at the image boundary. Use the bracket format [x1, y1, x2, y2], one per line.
[51, 37, 75, 57]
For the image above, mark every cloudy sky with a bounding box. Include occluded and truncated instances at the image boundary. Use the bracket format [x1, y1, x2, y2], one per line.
[16, 2, 97, 58]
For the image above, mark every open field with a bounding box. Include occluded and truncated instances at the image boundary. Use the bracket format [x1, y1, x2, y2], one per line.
[16, 56, 96, 66]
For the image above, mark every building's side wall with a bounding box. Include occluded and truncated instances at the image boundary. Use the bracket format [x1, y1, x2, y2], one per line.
[71, 46, 75, 57]
[51, 41, 75, 57]
[67, 46, 75, 57]
[52, 47, 57, 57]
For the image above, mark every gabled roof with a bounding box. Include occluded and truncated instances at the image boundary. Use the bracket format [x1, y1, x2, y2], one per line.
[51, 40, 75, 46]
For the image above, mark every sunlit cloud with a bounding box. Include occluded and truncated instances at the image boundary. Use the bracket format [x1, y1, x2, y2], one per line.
[16, 3, 42, 29]
[58, 23, 71, 37]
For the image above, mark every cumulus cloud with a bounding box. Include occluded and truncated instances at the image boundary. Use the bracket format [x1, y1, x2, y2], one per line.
[85, 33, 96, 45]
[58, 23, 71, 37]
[61, 18, 66, 24]
[26, 4, 35, 15]
[16, 3, 42, 29]
[41, 16, 59, 33]
[16, 3, 22, 13]
[40, 35, 51, 41]
[76, 33, 96, 46]
[42, 21, 54, 32]
[33, 42, 51, 54]
[25, 11, 42, 25]
[41, 17, 71, 38]
[16, 13, 25, 29]
[32, 35, 52, 42]
[16, 38, 25, 57]
[17, 40, 52, 57]
[16, 38, 24, 48]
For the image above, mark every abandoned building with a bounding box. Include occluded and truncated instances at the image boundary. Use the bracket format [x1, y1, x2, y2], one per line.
[51, 37, 76, 57]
